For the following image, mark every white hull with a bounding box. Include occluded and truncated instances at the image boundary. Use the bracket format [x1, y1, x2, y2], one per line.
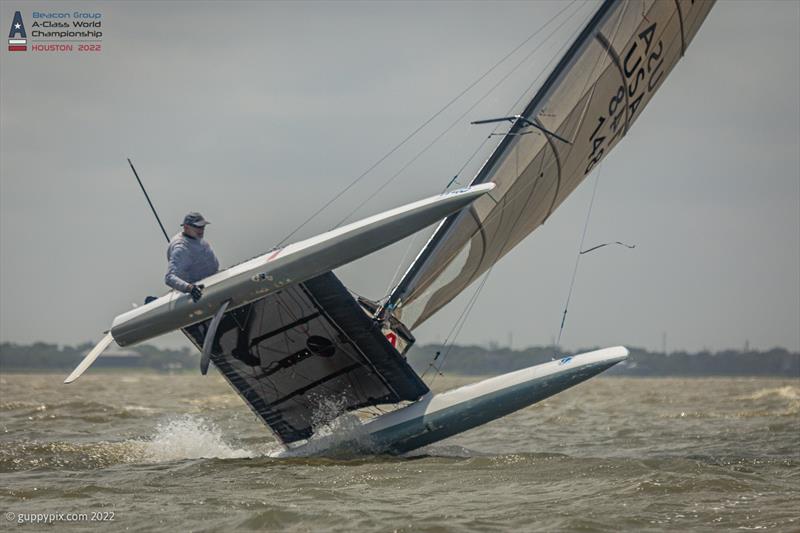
[276, 346, 628, 457]
[110, 184, 494, 346]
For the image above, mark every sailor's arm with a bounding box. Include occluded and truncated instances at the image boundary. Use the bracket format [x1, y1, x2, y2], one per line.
[165, 246, 192, 293]
[209, 245, 220, 273]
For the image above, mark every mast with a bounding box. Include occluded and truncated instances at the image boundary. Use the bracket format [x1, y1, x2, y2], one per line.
[385, 0, 617, 313]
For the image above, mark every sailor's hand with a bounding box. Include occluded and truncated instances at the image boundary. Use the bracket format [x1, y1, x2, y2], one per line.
[189, 284, 204, 302]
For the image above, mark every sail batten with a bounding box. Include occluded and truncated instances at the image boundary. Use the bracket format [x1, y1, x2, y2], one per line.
[387, 0, 716, 330]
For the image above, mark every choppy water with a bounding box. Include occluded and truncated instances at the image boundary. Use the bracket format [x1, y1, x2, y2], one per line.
[1, 372, 798, 531]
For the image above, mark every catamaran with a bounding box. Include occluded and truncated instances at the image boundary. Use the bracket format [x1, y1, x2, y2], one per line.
[66, 0, 715, 456]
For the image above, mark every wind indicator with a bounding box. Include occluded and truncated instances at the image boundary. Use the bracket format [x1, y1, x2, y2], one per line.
[580, 241, 636, 255]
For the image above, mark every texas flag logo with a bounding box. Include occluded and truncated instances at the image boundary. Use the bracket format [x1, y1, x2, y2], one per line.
[8, 11, 27, 51]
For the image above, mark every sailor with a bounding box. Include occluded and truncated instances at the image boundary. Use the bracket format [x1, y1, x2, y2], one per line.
[165, 212, 220, 302]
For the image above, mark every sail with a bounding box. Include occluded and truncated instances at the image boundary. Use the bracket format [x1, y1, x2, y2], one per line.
[184, 272, 428, 445]
[387, 0, 715, 329]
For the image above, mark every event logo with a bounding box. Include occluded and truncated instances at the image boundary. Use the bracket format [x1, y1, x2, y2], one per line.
[6, 9, 103, 53]
[8, 11, 27, 51]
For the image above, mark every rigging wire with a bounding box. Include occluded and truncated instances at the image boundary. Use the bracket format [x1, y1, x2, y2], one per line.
[422, 266, 495, 383]
[444, 138, 493, 191]
[274, 0, 580, 247]
[549, 3, 631, 354]
[389, 3, 594, 330]
[413, 5, 598, 384]
[555, 163, 603, 352]
[378, 122, 505, 302]
[382, 232, 423, 305]
[427, 2, 625, 360]
[334, 0, 588, 228]
[331, 2, 590, 327]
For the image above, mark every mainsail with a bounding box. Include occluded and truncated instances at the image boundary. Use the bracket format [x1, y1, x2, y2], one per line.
[386, 0, 715, 330]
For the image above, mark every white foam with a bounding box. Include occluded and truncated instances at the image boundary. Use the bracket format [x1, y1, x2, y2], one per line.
[745, 386, 799, 401]
[142, 415, 255, 462]
[273, 396, 375, 458]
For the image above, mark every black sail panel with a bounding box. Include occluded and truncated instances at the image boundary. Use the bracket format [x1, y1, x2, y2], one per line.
[184, 272, 428, 445]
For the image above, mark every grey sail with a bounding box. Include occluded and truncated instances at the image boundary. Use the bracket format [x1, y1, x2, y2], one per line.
[386, 0, 716, 330]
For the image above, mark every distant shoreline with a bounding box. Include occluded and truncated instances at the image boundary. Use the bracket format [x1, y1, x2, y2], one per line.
[1, 341, 797, 378]
[407, 344, 799, 378]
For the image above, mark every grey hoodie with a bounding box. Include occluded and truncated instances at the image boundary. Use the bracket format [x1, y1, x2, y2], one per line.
[165, 232, 220, 292]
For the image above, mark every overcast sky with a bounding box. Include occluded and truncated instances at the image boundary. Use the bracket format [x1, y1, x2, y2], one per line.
[1, 0, 798, 354]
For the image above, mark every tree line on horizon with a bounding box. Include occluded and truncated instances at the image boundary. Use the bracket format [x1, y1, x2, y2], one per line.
[0, 341, 797, 377]
[405, 344, 799, 377]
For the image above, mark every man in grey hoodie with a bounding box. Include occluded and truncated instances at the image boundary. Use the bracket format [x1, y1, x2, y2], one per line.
[165, 212, 220, 302]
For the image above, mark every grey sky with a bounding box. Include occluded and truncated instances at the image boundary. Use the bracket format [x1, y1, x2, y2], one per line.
[1, 0, 798, 353]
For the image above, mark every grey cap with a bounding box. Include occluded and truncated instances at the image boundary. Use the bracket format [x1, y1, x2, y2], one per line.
[182, 212, 210, 227]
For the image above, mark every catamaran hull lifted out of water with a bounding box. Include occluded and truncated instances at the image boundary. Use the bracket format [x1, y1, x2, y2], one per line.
[109, 183, 495, 347]
[65, 184, 494, 384]
[276, 347, 628, 457]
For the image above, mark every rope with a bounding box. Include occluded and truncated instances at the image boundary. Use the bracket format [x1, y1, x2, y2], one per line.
[555, 163, 603, 352]
[381, 233, 422, 305]
[552, 2, 631, 355]
[415, 5, 597, 382]
[334, 0, 588, 228]
[422, 267, 494, 383]
[387, 3, 595, 318]
[274, 1, 581, 245]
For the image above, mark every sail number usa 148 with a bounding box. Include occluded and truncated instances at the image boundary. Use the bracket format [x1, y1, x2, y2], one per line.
[585, 22, 665, 175]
